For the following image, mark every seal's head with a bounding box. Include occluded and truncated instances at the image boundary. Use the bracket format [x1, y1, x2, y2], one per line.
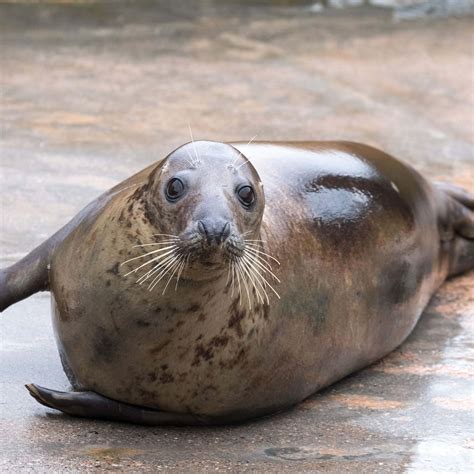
[143, 141, 265, 277]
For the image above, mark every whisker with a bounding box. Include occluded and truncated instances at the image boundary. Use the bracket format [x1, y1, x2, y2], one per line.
[243, 250, 274, 272]
[243, 248, 281, 270]
[132, 240, 178, 248]
[184, 147, 197, 168]
[243, 255, 280, 300]
[136, 252, 179, 284]
[152, 233, 180, 238]
[244, 252, 281, 283]
[148, 255, 182, 291]
[244, 245, 281, 265]
[234, 258, 243, 306]
[174, 255, 188, 291]
[243, 254, 274, 298]
[162, 256, 184, 295]
[235, 159, 251, 170]
[240, 257, 266, 305]
[130, 250, 180, 279]
[188, 123, 200, 165]
[226, 259, 232, 286]
[232, 135, 257, 167]
[235, 258, 252, 309]
[246, 134, 258, 146]
[231, 260, 236, 297]
[122, 246, 178, 271]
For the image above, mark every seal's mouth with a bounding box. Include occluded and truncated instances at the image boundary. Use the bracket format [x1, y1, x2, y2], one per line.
[178, 233, 245, 268]
[121, 232, 281, 306]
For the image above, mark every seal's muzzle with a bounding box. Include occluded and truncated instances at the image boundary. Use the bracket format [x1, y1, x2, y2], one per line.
[197, 219, 231, 246]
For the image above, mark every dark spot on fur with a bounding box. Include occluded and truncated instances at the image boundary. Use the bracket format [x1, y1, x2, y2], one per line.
[228, 298, 246, 338]
[92, 327, 117, 363]
[196, 334, 203, 341]
[147, 372, 157, 382]
[106, 280, 111, 287]
[197, 313, 206, 322]
[159, 372, 175, 383]
[210, 335, 229, 348]
[176, 320, 184, 328]
[155, 307, 162, 314]
[191, 335, 230, 367]
[107, 263, 120, 275]
[192, 344, 214, 366]
[136, 319, 151, 328]
[188, 303, 201, 312]
[149, 340, 170, 356]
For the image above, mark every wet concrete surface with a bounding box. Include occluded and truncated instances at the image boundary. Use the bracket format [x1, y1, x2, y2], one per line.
[0, 1, 473, 472]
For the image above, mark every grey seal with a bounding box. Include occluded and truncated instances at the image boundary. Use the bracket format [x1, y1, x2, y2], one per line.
[1, 140, 473, 425]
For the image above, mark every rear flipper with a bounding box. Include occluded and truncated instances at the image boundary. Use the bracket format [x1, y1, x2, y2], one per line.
[435, 182, 474, 211]
[435, 182, 474, 277]
[25, 384, 229, 426]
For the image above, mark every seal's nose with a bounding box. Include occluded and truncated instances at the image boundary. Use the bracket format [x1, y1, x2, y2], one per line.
[198, 220, 231, 245]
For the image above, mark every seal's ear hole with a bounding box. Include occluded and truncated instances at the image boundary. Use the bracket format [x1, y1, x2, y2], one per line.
[165, 178, 186, 202]
[237, 185, 256, 208]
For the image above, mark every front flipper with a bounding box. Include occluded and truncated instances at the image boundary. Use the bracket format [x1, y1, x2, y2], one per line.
[0, 242, 51, 312]
[25, 384, 226, 426]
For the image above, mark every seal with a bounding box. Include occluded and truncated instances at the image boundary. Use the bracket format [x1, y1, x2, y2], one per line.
[1, 141, 473, 425]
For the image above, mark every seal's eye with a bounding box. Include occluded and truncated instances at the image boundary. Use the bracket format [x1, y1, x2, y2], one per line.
[237, 185, 255, 208]
[165, 178, 185, 202]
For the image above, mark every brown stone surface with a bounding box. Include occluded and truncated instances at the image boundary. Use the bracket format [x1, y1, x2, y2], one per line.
[0, 2, 473, 472]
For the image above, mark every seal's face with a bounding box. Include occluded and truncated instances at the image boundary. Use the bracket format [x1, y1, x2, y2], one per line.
[146, 141, 265, 276]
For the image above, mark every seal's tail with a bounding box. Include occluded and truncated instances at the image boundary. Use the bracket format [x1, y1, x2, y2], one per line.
[435, 182, 474, 277]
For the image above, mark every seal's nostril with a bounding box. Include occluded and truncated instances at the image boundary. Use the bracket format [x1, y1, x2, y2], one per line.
[220, 222, 231, 242]
[198, 220, 208, 237]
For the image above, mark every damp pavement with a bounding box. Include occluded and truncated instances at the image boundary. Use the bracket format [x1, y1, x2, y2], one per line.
[0, 1, 473, 472]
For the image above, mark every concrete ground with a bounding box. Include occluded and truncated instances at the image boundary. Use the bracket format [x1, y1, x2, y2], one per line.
[0, 1, 473, 472]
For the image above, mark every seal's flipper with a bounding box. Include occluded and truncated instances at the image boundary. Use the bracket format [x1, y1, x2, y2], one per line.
[435, 182, 474, 210]
[436, 183, 474, 277]
[0, 242, 52, 312]
[25, 384, 223, 426]
[444, 186, 474, 240]
[0, 190, 114, 313]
